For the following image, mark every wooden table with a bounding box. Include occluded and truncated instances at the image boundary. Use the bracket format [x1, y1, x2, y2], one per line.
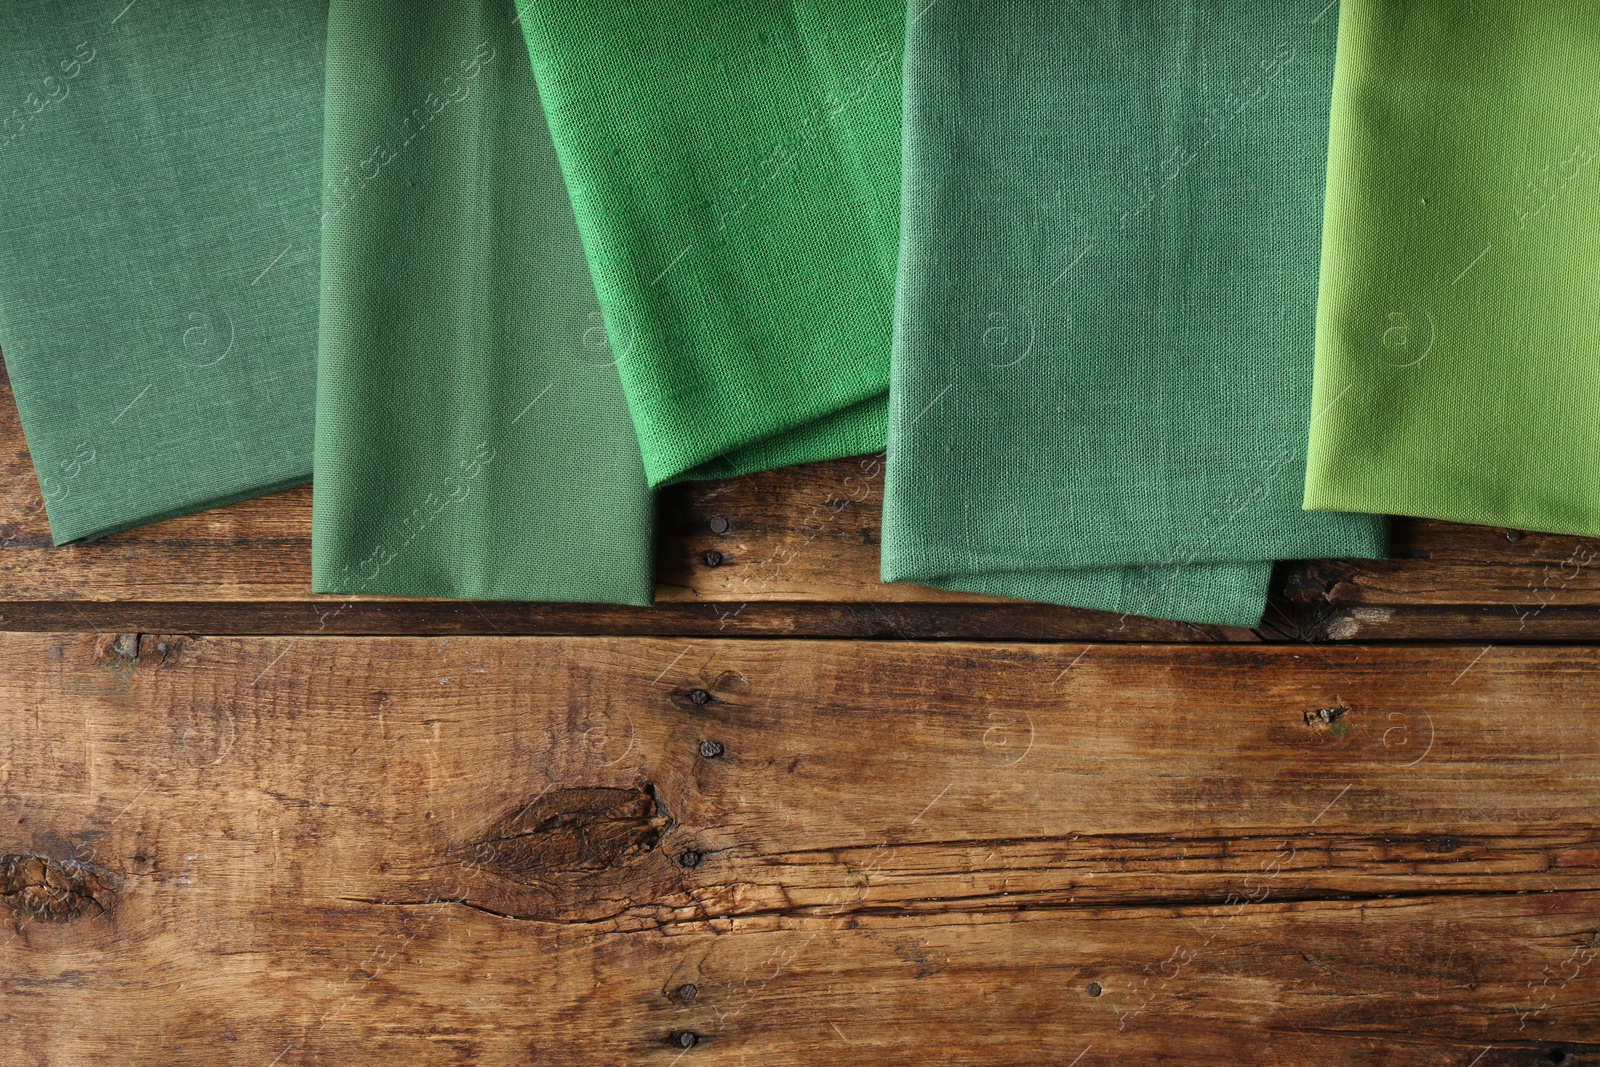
[3, 368, 1597, 1065]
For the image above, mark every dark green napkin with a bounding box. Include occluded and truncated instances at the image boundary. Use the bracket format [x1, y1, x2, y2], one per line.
[516, 0, 904, 486]
[882, 0, 1387, 627]
[313, 0, 654, 604]
[0, 2, 325, 544]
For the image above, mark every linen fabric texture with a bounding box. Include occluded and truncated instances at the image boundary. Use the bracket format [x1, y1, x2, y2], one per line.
[883, 0, 1387, 628]
[314, 0, 654, 603]
[517, 0, 904, 486]
[0, 2, 325, 544]
[1304, 0, 1600, 537]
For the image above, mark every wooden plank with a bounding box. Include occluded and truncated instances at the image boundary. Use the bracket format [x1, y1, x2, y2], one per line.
[8, 360, 1600, 641]
[0, 363, 941, 606]
[4, 635, 1597, 1062]
[0, 599, 1245, 642]
[1283, 523, 1600, 640]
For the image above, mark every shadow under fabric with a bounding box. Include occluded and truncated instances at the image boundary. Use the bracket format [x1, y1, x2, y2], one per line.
[516, 0, 904, 487]
[1305, 0, 1600, 537]
[882, 0, 1387, 628]
[313, 0, 654, 604]
[0, 2, 324, 544]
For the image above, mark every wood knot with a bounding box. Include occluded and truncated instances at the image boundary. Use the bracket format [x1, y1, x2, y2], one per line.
[1303, 705, 1350, 728]
[1304, 704, 1352, 738]
[1, 853, 115, 923]
[94, 633, 140, 667]
[1279, 562, 1355, 604]
[93, 633, 190, 669]
[669, 670, 751, 712]
[454, 785, 672, 882]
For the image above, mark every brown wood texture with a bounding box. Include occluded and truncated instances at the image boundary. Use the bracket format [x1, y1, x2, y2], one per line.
[4, 367, 1599, 641]
[5, 634, 1599, 1065]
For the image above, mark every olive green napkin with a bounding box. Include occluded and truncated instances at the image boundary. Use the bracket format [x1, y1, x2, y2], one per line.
[0, 2, 324, 544]
[313, 0, 654, 603]
[883, 0, 1387, 628]
[516, 0, 903, 486]
[1304, 0, 1600, 537]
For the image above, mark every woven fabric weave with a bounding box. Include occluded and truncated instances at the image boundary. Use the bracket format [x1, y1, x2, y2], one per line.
[1304, 0, 1600, 537]
[516, 0, 904, 486]
[313, 0, 654, 604]
[883, 0, 1387, 628]
[0, 2, 324, 544]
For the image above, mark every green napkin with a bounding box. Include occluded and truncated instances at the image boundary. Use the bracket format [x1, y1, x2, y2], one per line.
[1305, 0, 1600, 537]
[313, 0, 654, 604]
[882, 0, 1387, 628]
[0, 2, 324, 544]
[516, 0, 904, 486]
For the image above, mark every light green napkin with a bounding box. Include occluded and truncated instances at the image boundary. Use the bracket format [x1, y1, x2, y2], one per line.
[516, 0, 904, 486]
[1305, 0, 1600, 537]
[883, 0, 1387, 628]
[313, 0, 654, 603]
[0, 2, 324, 544]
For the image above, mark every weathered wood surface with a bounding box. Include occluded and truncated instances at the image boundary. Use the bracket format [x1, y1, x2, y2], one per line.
[5, 366, 1600, 640]
[4, 634, 1598, 1064]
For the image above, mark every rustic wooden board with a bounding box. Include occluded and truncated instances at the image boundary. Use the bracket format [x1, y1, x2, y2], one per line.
[1286, 522, 1600, 641]
[0, 364, 928, 606]
[5, 634, 1597, 1063]
[6, 364, 1600, 642]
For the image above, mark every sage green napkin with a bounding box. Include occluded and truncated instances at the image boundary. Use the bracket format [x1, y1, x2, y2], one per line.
[0, 2, 324, 544]
[516, 0, 903, 486]
[1304, 0, 1600, 537]
[313, 0, 654, 604]
[883, 0, 1387, 628]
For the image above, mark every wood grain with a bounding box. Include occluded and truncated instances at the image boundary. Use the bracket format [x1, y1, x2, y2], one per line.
[6, 363, 1600, 642]
[4, 634, 1597, 1063]
[0, 364, 938, 607]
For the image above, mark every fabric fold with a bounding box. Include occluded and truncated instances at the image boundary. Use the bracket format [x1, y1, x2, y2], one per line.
[313, 0, 654, 604]
[882, 0, 1387, 628]
[0, 2, 325, 544]
[1304, 0, 1600, 537]
[516, 0, 905, 486]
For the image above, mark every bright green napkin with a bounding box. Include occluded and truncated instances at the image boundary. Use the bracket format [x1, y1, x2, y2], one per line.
[0, 2, 324, 544]
[313, 0, 654, 604]
[883, 0, 1387, 628]
[516, 0, 903, 486]
[1305, 0, 1600, 537]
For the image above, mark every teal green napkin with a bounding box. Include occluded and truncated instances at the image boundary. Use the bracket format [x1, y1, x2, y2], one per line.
[517, 0, 904, 486]
[1305, 0, 1600, 537]
[313, 0, 654, 604]
[0, 2, 324, 544]
[883, 0, 1387, 627]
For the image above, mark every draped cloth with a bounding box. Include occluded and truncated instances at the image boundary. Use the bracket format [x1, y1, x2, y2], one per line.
[0, 2, 326, 543]
[883, 0, 1387, 627]
[1304, 0, 1600, 538]
[313, 0, 655, 603]
[516, 0, 905, 486]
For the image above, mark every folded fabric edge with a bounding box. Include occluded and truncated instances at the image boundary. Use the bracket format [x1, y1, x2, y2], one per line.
[883, 562, 1272, 629]
[882, 523, 1388, 586]
[1305, 488, 1600, 541]
[48, 472, 313, 547]
[306, 579, 656, 608]
[657, 391, 888, 486]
